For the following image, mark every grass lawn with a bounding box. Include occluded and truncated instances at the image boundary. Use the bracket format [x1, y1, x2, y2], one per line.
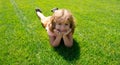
[0, 0, 120, 65]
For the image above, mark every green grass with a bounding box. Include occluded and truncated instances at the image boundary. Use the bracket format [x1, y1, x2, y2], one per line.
[0, 0, 120, 65]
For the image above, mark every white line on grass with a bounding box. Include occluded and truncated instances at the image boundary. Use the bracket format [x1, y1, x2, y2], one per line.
[10, 0, 31, 33]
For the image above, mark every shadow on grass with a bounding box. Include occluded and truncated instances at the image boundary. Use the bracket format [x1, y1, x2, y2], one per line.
[53, 39, 80, 61]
